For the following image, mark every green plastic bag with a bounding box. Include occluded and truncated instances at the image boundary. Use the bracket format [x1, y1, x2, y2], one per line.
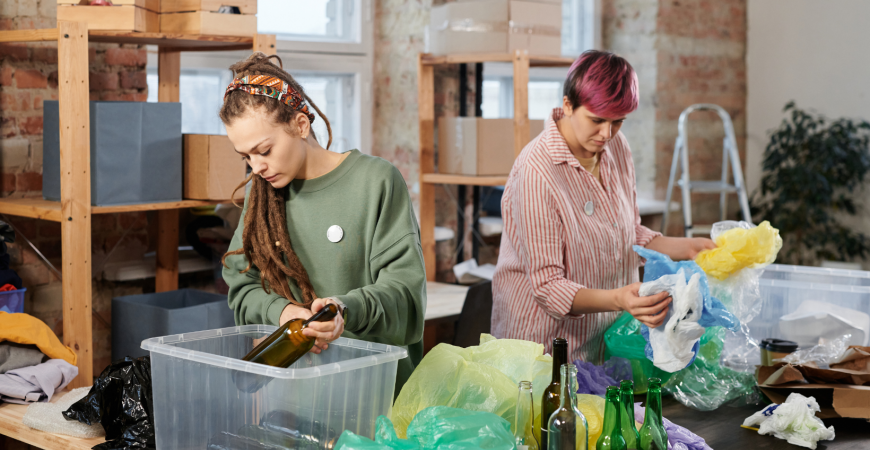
[392, 335, 551, 439]
[334, 407, 515, 450]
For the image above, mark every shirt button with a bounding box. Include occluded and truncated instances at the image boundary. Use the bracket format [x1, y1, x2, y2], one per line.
[613, 223, 617, 228]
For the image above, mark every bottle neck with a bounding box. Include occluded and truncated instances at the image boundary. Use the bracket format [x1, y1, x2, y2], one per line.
[558, 366, 576, 410]
[602, 395, 622, 435]
[620, 389, 635, 424]
[551, 345, 567, 383]
[516, 386, 535, 434]
[643, 388, 662, 428]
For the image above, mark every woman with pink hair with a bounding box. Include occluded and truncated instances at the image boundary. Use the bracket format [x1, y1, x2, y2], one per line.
[491, 50, 715, 363]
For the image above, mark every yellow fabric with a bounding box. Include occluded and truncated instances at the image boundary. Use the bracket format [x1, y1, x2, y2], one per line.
[0, 312, 77, 365]
[695, 221, 783, 280]
[392, 334, 552, 439]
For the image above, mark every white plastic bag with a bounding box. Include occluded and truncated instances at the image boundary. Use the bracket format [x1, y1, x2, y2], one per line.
[743, 393, 835, 449]
[779, 300, 869, 347]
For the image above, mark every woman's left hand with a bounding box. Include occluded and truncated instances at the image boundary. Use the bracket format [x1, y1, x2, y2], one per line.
[681, 237, 717, 260]
[302, 298, 345, 354]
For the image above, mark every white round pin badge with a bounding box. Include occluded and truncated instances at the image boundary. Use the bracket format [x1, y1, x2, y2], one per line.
[584, 201, 594, 216]
[327, 225, 344, 243]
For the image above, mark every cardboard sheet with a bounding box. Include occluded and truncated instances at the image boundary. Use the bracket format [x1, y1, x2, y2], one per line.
[756, 361, 870, 419]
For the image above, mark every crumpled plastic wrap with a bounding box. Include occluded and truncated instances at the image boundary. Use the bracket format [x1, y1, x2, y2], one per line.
[603, 312, 678, 391]
[638, 270, 707, 372]
[778, 334, 851, 367]
[574, 359, 618, 395]
[742, 393, 835, 449]
[63, 356, 154, 450]
[392, 335, 551, 439]
[632, 403, 712, 450]
[663, 327, 759, 411]
[22, 387, 105, 438]
[695, 221, 782, 280]
[334, 407, 515, 450]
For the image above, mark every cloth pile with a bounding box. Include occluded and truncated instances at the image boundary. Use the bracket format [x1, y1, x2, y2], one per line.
[0, 311, 78, 404]
[742, 393, 835, 449]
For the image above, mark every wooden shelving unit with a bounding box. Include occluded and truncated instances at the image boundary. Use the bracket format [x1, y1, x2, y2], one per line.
[0, 25, 276, 389]
[417, 51, 575, 281]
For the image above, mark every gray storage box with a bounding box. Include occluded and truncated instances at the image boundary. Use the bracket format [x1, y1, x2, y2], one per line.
[112, 289, 235, 361]
[43, 100, 182, 206]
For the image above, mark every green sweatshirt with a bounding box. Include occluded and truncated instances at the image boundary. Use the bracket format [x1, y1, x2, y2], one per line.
[222, 149, 427, 393]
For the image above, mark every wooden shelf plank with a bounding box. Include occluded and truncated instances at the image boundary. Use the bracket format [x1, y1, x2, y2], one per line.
[89, 30, 253, 49]
[421, 173, 508, 186]
[92, 199, 231, 214]
[0, 28, 59, 43]
[0, 198, 63, 222]
[0, 391, 106, 450]
[420, 52, 574, 67]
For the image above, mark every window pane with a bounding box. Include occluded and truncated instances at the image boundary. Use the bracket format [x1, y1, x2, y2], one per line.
[481, 80, 501, 119]
[480, 78, 562, 120]
[528, 81, 562, 120]
[258, 0, 358, 43]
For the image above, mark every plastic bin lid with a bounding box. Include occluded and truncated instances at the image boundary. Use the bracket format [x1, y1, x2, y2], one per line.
[760, 338, 798, 353]
[141, 325, 409, 380]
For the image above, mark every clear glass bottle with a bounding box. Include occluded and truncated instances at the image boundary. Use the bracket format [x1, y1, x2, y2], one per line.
[514, 381, 540, 450]
[638, 378, 668, 450]
[541, 338, 568, 450]
[596, 386, 627, 450]
[547, 363, 588, 450]
[619, 380, 640, 450]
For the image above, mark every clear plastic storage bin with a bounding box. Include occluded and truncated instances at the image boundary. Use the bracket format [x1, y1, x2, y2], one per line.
[761, 263, 870, 287]
[142, 325, 408, 450]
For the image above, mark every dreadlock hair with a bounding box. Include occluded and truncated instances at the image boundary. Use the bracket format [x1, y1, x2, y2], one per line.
[219, 52, 333, 309]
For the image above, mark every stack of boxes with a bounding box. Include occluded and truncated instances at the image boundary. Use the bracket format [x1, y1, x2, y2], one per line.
[55, 0, 258, 36]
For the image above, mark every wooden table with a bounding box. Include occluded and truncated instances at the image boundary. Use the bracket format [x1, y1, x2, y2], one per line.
[661, 396, 870, 449]
[0, 394, 105, 450]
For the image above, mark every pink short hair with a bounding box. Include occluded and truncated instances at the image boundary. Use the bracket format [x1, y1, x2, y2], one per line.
[563, 50, 638, 118]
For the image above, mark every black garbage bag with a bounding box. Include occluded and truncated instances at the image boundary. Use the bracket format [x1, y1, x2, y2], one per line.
[63, 356, 155, 450]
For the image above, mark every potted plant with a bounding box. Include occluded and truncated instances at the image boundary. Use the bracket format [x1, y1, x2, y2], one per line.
[751, 102, 870, 266]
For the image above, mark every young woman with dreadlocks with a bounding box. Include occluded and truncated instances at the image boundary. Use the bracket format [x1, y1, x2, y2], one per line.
[220, 53, 426, 391]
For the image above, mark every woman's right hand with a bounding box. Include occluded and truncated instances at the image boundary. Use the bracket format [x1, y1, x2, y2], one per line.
[613, 282, 672, 328]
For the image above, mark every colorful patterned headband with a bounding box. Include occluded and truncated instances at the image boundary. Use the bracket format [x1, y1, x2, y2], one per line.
[224, 75, 315, 124]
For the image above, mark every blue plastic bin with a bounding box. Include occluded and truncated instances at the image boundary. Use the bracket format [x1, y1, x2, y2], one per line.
[0, 288, 26, 314]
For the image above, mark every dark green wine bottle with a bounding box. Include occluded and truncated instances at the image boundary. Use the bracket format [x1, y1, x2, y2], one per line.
[596, 386, 627, 450]
[234, 304, 340, 393]
[541, 338, 568, 450]
[638, 378, 668, 450]
[619, 381, 640, 449]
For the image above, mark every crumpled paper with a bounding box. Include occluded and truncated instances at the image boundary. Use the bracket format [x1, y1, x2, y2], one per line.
[633, 403, 712, 450]
[695, 221, 782, 280]
[638, 269, 706, 372]
[742, 393, 835, 449]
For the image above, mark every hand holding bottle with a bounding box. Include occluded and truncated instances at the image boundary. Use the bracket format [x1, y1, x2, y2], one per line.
[279, 298, 345, 354]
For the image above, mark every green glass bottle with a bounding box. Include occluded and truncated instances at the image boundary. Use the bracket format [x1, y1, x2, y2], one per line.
[541, 338, 568, 450]
[547, 363, 588, 450]
[596, 386, 627, 450]
[619, 381, 640, 450]
[638, 378, 668, 450]
[514, 381, 540, 450]
[233, 304, 340, 392]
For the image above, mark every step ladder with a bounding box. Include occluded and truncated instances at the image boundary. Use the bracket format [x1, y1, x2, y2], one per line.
[662, 104, 752, 237]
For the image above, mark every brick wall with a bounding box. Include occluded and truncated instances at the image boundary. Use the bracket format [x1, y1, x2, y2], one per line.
[0, 0, 154, 378]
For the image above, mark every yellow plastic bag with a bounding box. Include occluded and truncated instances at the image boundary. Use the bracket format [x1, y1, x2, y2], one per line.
[695, 221, 782, 280]
[392, 334, 552, 439]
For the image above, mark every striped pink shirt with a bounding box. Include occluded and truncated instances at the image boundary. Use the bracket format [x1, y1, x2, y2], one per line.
[492, 108, 661, 364]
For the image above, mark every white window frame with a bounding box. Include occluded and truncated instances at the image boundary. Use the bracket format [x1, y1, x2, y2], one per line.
[481, 63, 571, 119]
[146, 0, 373, 153]
[562, 0, 602, 57]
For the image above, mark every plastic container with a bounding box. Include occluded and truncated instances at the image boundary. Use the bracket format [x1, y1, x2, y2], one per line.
[142, 326, 407, 449]
[752, 278, 870, 345]
[760, 338, 798, 366]
[761, 263, 870, 287]
[0, 288, 26, 314]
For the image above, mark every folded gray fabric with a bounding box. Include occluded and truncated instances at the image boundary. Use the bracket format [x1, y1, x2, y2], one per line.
[0, 359, 78, 404]
[0, 342, 48, 374]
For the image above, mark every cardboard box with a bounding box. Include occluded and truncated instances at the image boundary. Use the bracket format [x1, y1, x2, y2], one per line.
[430, 0, 562, 56]
[159, 0, 257, 14]
[756, 362, 870, 419]
[57, 4, 159, 32]
[58, 0, 159, 11]
[438, 117, 544, 176]
[160, 11, 257, 36]
[43, 100, 182, 206]
[183, 135, 247, 201]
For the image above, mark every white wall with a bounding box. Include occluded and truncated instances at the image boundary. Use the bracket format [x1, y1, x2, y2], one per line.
[747, 1, 870, 189]
[747, 0, 870, 265]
